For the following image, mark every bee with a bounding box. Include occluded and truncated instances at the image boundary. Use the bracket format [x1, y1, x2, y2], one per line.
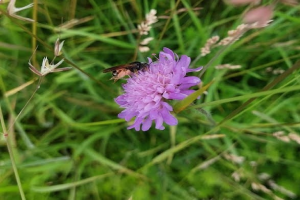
[103, 61, 149, 81]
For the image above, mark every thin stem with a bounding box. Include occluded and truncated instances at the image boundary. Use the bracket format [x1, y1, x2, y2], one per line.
[0, 107, 26, 200]
[31, 0, 38, 68]
[196, 108, 216, 127]
[167, 126, 177, 165]
[69, 0, 77, 20]
[7, 77, 43, 133]
[156, 0, 181, 52]
[132, 34, 141, 61]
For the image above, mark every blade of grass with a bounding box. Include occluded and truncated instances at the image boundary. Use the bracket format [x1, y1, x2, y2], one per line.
[32, 173, 113, 192]
[84, 148, 147, 180]
[190, 84, 300, 109]
[171, 0, 184, 53]
[219, 60, 300, 125]
[173, 80, 214, 113]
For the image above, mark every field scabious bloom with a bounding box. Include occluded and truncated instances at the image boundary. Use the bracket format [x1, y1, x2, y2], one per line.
[115, 47, 202, 131]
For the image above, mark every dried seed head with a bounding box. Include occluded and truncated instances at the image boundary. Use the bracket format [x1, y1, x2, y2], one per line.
[200, 35, 220, 56]
[215, 64, 242, 69]
[272, 68, 285, 75]
[145, 9, 158, 25]
[289, 133, 300, 144]
[223, 153, 245, 164]
[218, 36, 236, 46]
[138, 46, 150, 52]
[231, 171, 241, 182]
[251, 182, 272, 194]
[268, 180, 297, 198]
[197, 157, 220, 170]
[217, 24, 251, 46]
[140, 37, 153, 45]
[258, 173, 271, 181]
[279, 0, 299, 6]
[229, 24, 248, 36]
[138, 9, 158, 35]
[139, 37, 153, 52]
[273, 131, 290, 142]
[138, 22, 151, 35]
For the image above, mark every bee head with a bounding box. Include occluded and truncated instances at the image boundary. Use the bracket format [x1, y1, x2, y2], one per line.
[112, 70, 118, 76]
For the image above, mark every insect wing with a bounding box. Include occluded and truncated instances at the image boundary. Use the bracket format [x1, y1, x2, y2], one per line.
[103, 63, 135, 73]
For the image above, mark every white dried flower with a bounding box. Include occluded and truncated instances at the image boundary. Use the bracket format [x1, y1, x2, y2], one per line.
[272, 68, 285, 75]
[258, 173, 271, 181]
[231, 171, 241, 182]
[273, 131, 290, 142]
[251, 182, 272, 194]
[138, 46, 150, 52]
[29, 57, 71, 77]
[140, 37, 153, 45]
[223, 153, 245, 164]
[54, 38, 65, 56]
[289, 133, 300, 144]
[215, 64, 242, 69]
[266, 67, 273, 72]
[197, 156, 220, 170]
[7, 0, 34, 22]
[268, 180, 297, 198]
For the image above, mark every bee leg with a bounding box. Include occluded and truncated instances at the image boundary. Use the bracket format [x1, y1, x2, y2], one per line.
[110, 77, 118, 82]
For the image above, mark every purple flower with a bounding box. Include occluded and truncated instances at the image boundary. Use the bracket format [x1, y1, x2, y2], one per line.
[115, 47, 202, 131]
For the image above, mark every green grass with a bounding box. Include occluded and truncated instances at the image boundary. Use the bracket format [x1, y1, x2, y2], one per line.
[1, 0, 300, 199]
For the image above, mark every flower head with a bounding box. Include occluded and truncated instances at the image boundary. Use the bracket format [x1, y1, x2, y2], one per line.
[7, 0, 34, 22]
[54, 38, 65, 56]
[115, 47, 202, 131]
[29, 57, 71, 77]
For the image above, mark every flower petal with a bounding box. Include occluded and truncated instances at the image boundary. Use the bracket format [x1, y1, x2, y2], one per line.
[161, 107, 178, 126]
[187, 66, 203, 72]
[142, 118, 152, 131]
[181, 76, 200, 84]
[128, 117, 143, 131]
[163, 47, 175, 60]
[167, 92, 187, 100]
[176, 55, 191, 70]
[155, 115, 164, 129]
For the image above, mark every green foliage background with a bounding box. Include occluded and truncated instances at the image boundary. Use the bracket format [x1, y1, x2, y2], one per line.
[1, 0, 300, 199]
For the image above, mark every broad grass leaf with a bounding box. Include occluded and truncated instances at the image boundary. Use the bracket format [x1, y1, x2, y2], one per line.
[173, 80, 214, 114]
